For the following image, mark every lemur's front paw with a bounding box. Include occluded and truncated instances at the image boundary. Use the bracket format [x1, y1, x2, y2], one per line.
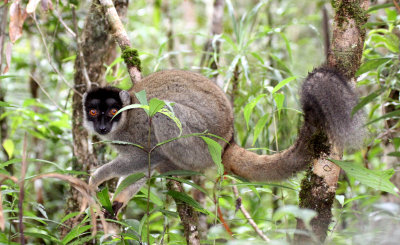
[88, 177, 99, 192]
[103, 201, 124, 220]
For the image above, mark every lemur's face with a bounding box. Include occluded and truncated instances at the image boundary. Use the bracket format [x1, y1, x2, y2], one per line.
[83, 88, 123, 135]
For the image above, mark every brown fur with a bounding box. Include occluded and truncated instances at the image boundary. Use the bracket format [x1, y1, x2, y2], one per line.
[83, 68, 364, 214]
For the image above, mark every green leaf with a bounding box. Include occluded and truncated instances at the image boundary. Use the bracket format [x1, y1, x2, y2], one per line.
[356, 58, 391, 76]
[243, 94, 267, 129]
[366, 110, 400, 126]
[335, 195, 345, 206]
[0, 101, 13, 107]
[97, 187, 113, 214]
[139, 187, 163, 207]
[61, 225, 92, 244]
[278, 33, 292, 61]
[225, 180, 296, 191]
[113, 173, 146, 201]
[60, 212, 81, 224]
[99, 139, 145, 150]
[165, 176, 208, 195]
[367, 3, 394, 13]
[0, 158, 21, 169]
[166, 190, 209, 214]
[382, 33, 400, 53]
[68, 236, 95, 245]
[331, 159, 398, 195]
[352, 88, 384, 116]
[273, 205, 316, 227]
[393, 137, 400, 149]
[24, 232, 61, 244]
[158, 107, 183, 136]
[0, 75, 18, 80]
[149, 98, 166, 117]
[155, 170, 204, 177]
[252, 113, 270, 146]
[135, 90, 148, 106]
[201, 137, 224, 176]
[61, 55, 76, 62]
[113, 104, 148, 119]
[155, 131, 228, 149]
[343, 195, 372, 205]
[156, 208, 179, 218]
[271, 76, 297, 94]
[250, 52, 265, 65]
[273, 93, 284, 118]
[387, 152, 400, 157]
[269, 53, 292, 75]
[2, 139, 14, 159]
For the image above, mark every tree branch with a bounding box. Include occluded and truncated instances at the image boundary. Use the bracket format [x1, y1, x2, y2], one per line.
[232, 185, 270, 242]
[98, 0, 141, 84]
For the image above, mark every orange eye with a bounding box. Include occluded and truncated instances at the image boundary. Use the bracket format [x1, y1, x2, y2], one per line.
[89, 109, 98, 116]
[109, 108, 118, 116]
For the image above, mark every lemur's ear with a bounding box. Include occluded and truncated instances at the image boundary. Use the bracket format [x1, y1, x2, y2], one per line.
[119, 90, 131, 107]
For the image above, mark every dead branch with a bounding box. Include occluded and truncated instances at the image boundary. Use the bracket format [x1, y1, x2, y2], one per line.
[232, 185, 270, 242]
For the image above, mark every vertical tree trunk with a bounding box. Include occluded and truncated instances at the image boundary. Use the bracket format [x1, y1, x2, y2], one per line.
[167, 180, 201, 245]
[294, 1, 369, 244]
[62, 0, 129, 237]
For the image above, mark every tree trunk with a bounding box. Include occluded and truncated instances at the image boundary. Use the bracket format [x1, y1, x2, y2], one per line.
[62, 0, 129, 237]
[294, 1, 369, 244]
[167, 180, 201, 245]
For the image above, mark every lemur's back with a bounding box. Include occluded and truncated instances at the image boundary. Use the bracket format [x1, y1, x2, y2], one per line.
[132, 70, 234, 141]
[130, 70, 235, 170]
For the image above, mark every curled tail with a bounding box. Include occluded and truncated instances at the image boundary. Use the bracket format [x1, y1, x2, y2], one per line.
[222, 67, 365, 181]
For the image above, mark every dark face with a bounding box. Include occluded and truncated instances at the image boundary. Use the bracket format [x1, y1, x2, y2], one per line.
[84, 88, 124, 135]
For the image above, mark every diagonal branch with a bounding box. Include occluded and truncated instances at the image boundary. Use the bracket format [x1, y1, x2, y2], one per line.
[98, 0, 142, 84]
[232, 185, 270, 242]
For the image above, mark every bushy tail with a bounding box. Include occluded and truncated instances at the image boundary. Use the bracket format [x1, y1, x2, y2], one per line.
[222, 67, 365, 181]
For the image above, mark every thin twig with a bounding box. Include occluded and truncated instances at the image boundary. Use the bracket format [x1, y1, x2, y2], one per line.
[55, 0, 76, 38]
[18, 133, 28, 245]
[31, 13, 82, 97]
[217, 205, 233, 236]
[232, 184, 270, 242]
[33, 173, 108, 235]
[71, 6, 91, 90]
[29, 74, 67, 114]
[394, 0, 400, 13]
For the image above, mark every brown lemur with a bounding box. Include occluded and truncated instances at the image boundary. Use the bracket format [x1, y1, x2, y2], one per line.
[83, 68, 365, 216]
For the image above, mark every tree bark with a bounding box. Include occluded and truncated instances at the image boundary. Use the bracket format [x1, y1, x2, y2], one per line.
[62, 0, 129, 237]
[294, 1, 369, 244]
[167, 180, 201, 245]
[99, 0, 142, 84]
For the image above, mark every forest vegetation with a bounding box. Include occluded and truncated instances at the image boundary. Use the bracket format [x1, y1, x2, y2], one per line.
[0, 0, 400, 244]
